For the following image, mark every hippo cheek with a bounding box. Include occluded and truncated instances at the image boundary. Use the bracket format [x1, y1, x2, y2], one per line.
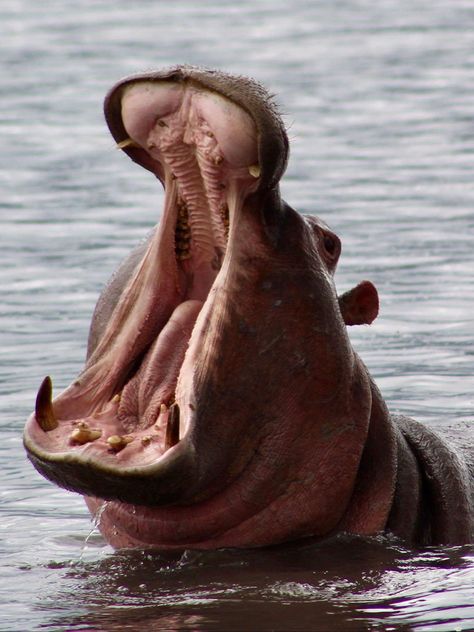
[23, 69, 370, 549]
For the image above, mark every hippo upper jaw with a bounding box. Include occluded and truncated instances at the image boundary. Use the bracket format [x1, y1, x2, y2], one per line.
[23, 68, 375, 549]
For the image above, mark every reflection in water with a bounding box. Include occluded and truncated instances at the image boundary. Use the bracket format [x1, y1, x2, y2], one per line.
[30, 536, 474, 631]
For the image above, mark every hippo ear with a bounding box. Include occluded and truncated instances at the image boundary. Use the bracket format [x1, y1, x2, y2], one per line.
[338, 280, 379, 326]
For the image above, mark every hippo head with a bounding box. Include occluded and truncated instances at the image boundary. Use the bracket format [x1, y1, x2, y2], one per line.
[23, 67, 380, 549]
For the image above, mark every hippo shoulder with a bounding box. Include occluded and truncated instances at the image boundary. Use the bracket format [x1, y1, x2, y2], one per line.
[394, 414, 474, 544]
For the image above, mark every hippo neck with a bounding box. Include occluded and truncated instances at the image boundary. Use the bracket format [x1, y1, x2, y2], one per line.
[341, 375, 474, 545]
[388, 415, 474, 545]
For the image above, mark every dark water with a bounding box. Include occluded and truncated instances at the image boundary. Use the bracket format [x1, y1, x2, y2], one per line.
[1, 1, 474, 630]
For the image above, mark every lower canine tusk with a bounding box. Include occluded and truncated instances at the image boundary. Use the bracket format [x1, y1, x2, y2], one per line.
[35, 376, 58, 431]
[165, 404, 180, 450]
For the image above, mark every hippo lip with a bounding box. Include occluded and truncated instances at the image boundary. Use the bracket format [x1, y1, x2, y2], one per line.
[23, 68, 289, 508]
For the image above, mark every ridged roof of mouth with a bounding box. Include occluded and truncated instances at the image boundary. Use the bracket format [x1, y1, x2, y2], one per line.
[23, 70, 289, 506]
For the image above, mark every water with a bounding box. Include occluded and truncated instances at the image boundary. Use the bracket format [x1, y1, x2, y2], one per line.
[1, 0, 474, 630]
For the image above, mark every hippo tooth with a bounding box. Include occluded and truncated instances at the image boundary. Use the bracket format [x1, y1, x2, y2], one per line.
[107, 434, 133, 452]
[248, 164, 260, 178]
[176, 240, 190, 251]
[75, 420, 89, 428]
[70, 427, 102, 445]
[165, 404, 180, 450]
[35, 376, 58, 431]
[116, 138, 140, 149]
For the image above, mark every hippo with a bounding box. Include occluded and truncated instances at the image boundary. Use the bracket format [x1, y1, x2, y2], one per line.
[23, 66, 474, 549]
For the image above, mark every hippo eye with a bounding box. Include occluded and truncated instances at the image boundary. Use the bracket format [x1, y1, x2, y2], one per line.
[324, 235, 335, 253]
[322, 233, 340, 260]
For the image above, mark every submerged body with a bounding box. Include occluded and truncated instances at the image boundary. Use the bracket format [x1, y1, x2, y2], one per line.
[23, 67, 474, 548]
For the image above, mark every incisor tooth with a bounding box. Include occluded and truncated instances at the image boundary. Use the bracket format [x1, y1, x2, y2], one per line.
[248, 164, 260, 178]
[116, 138, 140, 149]
[35, 376, 58, 431]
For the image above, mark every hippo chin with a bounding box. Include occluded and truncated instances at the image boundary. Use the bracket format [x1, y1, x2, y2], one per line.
[23, 66, 474, 549]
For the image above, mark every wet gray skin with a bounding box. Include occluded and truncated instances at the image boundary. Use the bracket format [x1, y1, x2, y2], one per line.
[23, 67, 474, 549]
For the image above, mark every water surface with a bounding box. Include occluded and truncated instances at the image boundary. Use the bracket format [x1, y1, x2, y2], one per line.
[1, 1, 473, 630]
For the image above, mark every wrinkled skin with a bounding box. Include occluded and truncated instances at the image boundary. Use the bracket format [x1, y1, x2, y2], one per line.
[24, 67, 474, 549]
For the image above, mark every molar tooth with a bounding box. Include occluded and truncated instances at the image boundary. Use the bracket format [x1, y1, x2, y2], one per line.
[177, 252, 192, 261]
[111, 393, 121, 403]
[141, 436, 152, 446]
[176, 240, 190, 251]
[107, 435, 133, 452]
[35, 376, 58, 431]
[248, 164, 261, 178]
[176, 228, 191, 239]
[165, 404, 180, 450]
[70, 427, 102, 445]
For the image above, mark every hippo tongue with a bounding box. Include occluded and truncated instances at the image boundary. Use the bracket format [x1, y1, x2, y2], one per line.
[119, 300, 203, 431]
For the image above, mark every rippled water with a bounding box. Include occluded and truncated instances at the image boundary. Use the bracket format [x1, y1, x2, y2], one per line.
[1, 1, 474, 630]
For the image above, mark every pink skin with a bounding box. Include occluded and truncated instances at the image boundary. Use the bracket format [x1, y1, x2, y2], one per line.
[24, 72, 393, 550]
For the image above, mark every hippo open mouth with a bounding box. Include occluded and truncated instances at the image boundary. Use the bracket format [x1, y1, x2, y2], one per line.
[24, 67, 379, 549]
[25, 67, 290, 495]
